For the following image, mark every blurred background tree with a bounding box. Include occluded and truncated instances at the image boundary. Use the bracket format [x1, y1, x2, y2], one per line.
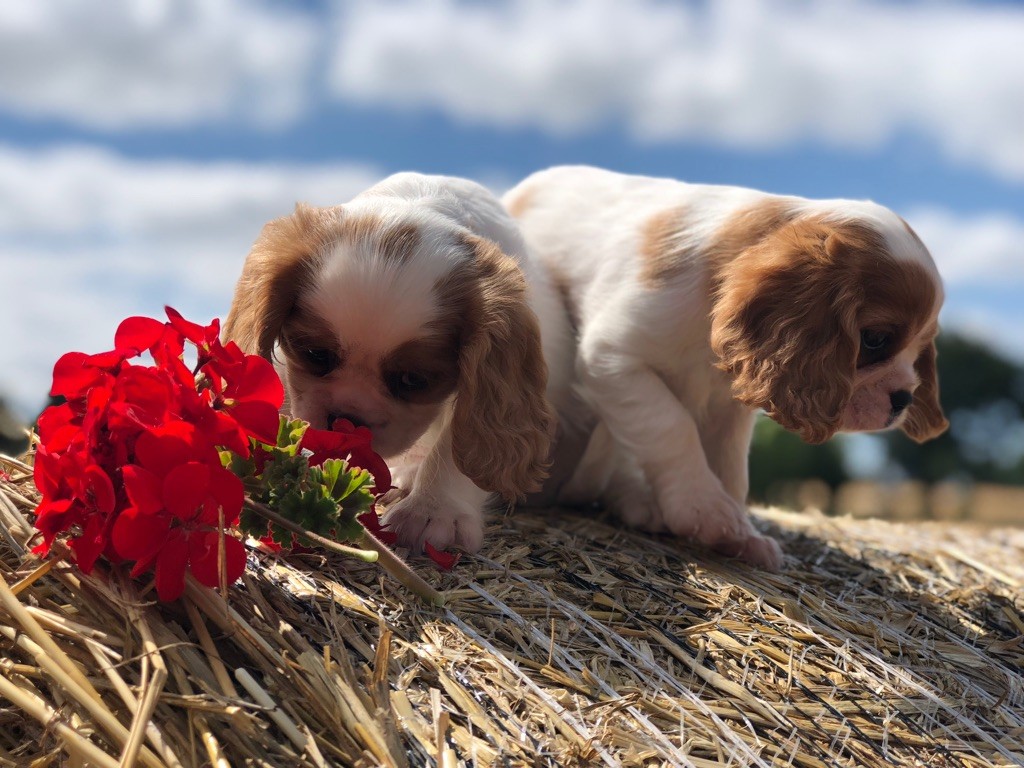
[748, 418, 848, 503]
[0, 398, 27, 456]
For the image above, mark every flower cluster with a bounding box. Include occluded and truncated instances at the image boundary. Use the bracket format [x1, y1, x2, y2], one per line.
[32, 307, 394, 600]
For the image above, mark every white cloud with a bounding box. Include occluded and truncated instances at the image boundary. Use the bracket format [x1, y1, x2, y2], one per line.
[904, 206, 1024, 361]
[907, 208, 1024, 287]
[0, 0, 317, 129]
[4, 0, 1024, 182]
[330, 0, 1024, 181]
[0, 145, 382, 419]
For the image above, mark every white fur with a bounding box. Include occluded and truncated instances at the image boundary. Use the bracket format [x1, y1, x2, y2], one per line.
[505, 166, 944, 569]
[280, 173, 574, 553]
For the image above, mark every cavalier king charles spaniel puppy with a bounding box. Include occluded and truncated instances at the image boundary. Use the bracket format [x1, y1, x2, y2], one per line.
[504, 166, 948, 569]
[223, 173, 572, 553]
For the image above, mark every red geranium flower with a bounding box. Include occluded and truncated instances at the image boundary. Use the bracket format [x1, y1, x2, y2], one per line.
[50, 349, 127, 400]
[212, 351, 283, 446]
[32, 448, 118, 573]
[34, 307, 401, 601]
[110, 427, 245, 601]
[300, 419, 392, 493]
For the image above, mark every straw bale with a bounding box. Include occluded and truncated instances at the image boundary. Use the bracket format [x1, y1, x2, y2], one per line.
[1, 452, 1022, 767]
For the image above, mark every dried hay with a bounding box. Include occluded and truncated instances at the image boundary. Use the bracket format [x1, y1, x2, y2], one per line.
[1, 451, 1022, 767]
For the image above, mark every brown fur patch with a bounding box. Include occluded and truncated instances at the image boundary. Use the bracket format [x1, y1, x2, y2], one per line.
[638, 206, 692, 287]
[374, 222, 420, 267]
[705, 199, 802, 278]
[380, 333, 461, 405]
[439, 235, 554, 499]
[278, 305, 338, 351]
[223, 206, 425, 360]
[901, 337, 949, 442]
[223, 204, 349, 357]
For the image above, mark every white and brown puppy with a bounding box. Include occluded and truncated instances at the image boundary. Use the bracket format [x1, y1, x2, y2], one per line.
[224, 173, 572, 553]
[504, 166, 948, 569]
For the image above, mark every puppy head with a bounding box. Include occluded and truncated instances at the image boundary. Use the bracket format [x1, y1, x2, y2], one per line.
[710, 204, 948, 444]
[223, 203, 552, 499]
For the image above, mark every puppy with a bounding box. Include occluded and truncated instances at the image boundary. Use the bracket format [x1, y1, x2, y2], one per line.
[224, 173, 573, 553]
[504, 166, 948, 569]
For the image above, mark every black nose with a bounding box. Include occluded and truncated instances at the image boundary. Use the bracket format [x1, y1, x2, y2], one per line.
[890, 390, 913, 415]
[328, 412, 368, 430]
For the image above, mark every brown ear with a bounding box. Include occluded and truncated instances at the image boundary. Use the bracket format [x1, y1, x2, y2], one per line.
[450, 237, 554, 499]
[222, 204, 339, 357]
[901, 339, 948, 442]
[710, 231, 859, 444]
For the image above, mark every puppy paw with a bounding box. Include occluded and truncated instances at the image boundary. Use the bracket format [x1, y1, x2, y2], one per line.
[660, 483, 783, 570]
[381, 493, 484, 554]
[606, 480, 664, 531]
[712, 536, 782, 573]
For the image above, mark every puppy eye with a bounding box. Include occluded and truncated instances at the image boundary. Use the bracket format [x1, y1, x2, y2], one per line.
[302, 348, 338, 377]
[386, 371, 430, 399]
[860, 329, 891, 352]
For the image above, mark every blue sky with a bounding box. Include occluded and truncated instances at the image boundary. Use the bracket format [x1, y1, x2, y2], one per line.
[2, 0, 1024, 448]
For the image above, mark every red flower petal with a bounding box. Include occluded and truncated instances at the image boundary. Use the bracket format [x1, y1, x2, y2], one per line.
[32, 497, 75, 544]
[188, 530, 246, 589]
[331, 420, 392, 492]
[424, 541, 461, 571]
[69, 514, 108, 574]
[50, 352, 101, 398]
[33, 447, 68, 499]
[229, 355, 285, 408]
[165, 306, 217, 346]
[197, 408, 249, 456]
[81, 464, 116, 515]
[122, 465, 164, 515]
[134, 422, 217, 477]
[206, 466, 245, 526]
[163, 462, 210, 521]
[226, 400, 281, 446]
[114, 316, 166, 355]
[85, 350, 127, 368]
[154, 531, 189, 601]
[36, 402, 80, 452]
[107, 366, 174, 432]
[300, 422, 393, 493]
[111, 504, 170, 561]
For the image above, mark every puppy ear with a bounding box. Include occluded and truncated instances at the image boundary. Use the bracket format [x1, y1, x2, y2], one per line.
[223, 204, 337, 357]
[901, 339, 948, 442]
[450, 236, 554, 499]
[711, 231, 858, 444]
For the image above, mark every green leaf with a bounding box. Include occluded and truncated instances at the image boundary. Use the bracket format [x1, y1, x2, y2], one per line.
[230, 413, 377, 552]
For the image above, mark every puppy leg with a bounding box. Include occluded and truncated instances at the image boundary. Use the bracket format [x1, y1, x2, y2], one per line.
[381, 425, 491, 554]
[700, 399, 757, 504]
[579, 344, 781, 569]
[558, 419, 615, 506]
[604, 448, 662, 530]
[556, 420, 657, 523]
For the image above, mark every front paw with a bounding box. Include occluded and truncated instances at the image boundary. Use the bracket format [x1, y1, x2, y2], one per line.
[660, 483, 782, 570]
[604, 475, 664, 531]
[381, 492, 485, 554]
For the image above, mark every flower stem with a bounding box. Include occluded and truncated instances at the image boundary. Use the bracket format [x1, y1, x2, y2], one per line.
[243, 500, 379, 562]
[357, 530, 446, 607]
[242, 500, 445, 606]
